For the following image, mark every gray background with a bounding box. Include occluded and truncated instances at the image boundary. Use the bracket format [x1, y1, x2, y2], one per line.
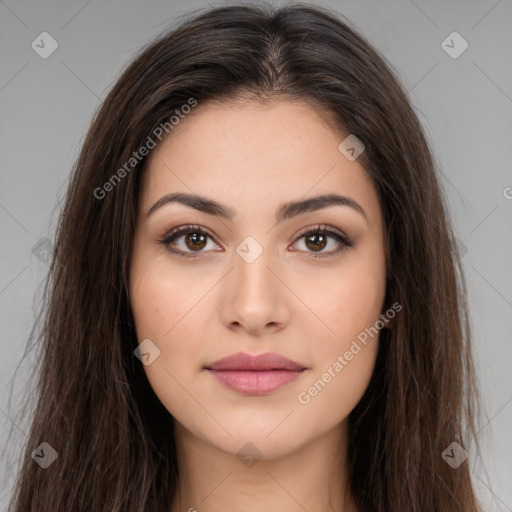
[1, 0, 511, 509]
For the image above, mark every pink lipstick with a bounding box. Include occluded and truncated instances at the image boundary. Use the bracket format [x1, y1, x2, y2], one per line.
[205, 352, 306, 395]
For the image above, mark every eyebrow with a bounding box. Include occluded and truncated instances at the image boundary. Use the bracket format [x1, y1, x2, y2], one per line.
[146, 192, 369, 226]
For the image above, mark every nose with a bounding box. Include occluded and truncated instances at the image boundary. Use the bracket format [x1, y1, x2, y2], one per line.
[220, 245, 291, 336]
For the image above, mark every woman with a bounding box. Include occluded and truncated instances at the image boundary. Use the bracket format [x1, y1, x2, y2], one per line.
[6, 2, 482, 511]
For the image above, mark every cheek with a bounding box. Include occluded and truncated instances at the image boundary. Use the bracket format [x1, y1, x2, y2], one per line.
[295, 340, 379, 433]
[296, 252, 386, 353]
[292, 252, 385, 410]
[129, 252, 201, 340]
[129, 257, 207, 419]
[130, 270, 168, 339]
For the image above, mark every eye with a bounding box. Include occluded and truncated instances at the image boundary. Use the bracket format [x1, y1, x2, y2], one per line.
[157, 223, 353, 259]
[157, 224, 219, 259]
[291, 224, 353, 258]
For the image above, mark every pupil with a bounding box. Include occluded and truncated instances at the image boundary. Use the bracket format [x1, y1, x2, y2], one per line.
[186, 232, 206, 250]
[307, 234, 326, 252]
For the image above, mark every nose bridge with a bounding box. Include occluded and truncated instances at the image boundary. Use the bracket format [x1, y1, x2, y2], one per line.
[234, 237, 277, 303]
[225, 235, 288, 333]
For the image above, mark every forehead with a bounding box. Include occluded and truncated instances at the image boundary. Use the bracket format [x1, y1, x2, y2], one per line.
[139, 99, 381, 225]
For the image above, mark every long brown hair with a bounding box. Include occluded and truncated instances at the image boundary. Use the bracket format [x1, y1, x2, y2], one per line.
[5, 2, 482, 510]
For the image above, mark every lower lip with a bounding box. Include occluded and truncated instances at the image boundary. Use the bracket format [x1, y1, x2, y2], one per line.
[207, 369, 305, 395]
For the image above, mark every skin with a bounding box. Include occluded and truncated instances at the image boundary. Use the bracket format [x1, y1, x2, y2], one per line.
[129, 99, 388, 512]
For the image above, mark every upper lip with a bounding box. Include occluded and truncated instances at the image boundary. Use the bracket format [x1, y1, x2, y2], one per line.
[206, 352, 306, 371]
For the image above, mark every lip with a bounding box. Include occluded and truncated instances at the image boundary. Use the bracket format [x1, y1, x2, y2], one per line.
[206, 351, 305, 371]
[205, 352, 306, 395]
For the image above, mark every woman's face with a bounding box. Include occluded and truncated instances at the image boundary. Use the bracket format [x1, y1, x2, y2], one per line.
[129, 99, 387, 458]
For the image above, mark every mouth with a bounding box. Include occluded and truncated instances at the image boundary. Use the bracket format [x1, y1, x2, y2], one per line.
[204, 352, 306, 395]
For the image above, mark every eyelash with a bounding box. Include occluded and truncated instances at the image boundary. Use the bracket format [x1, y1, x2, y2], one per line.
[157, 224, 353, 260]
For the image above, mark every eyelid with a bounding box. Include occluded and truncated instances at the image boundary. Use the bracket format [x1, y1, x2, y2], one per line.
[294, 223, 349, 241]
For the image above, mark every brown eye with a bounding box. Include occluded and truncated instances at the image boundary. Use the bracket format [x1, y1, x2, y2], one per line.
[158, 225, 218, 258]
[292, 225, 353, 258]
[184, 232, 208, 251]
[304, 233, 328, 252]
